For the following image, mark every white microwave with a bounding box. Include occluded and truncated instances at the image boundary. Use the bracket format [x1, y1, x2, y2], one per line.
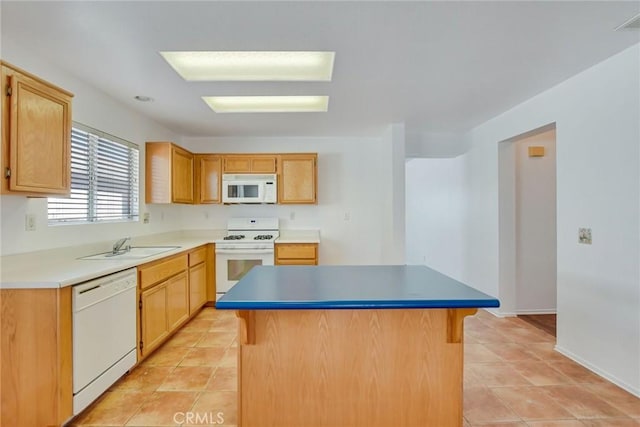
[222, 174, 277, 204]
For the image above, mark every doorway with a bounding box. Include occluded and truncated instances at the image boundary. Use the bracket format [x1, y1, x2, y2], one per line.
[498, 124, 557, 337]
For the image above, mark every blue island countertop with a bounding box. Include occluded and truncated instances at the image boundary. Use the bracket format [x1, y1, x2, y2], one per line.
[216, 265, 500, 310]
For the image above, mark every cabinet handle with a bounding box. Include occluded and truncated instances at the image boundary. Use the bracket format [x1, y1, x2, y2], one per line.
[4, 167, 10, 178]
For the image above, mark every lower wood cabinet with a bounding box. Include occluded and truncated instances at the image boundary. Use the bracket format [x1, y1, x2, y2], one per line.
[189, 261, 207, 315]
[138, 245, 211, 360]
[0, 287, 73, 427]
[275, 243, 319, 265]
[140, 282, 169, 355]
[138, 253, 189, 358]
[166, 272, 189, 331]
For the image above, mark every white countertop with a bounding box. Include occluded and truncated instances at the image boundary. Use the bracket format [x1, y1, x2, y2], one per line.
[275, 229, 320, 244]
[0, 230, 226, 289]
[0, 228, 320, 289]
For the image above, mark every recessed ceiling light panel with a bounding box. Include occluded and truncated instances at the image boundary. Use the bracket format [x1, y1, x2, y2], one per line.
[202, 96, 329, 113]
[160, 51, 335, 81]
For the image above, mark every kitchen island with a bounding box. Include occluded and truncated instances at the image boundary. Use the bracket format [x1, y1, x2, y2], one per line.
[216, 265, 499, 427]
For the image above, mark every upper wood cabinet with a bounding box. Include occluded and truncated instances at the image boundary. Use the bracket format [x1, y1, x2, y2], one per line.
[1, 61, 73, 196]
[223, 154, 277, 174]
[278, 153, 317, 204]
[145, 142, 194, 204]
[195, 154, 222, 204]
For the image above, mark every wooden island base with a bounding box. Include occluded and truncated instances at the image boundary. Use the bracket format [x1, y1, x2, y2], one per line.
[236, 308, 476, 427]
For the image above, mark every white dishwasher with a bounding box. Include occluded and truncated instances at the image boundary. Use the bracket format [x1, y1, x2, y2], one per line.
[72, 267, 137, 414]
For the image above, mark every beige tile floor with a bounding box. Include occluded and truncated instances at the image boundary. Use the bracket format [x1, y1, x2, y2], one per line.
[71, 308, 640, 427]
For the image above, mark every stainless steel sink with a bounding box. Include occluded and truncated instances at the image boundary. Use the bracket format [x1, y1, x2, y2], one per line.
[79, 246, 181, 260]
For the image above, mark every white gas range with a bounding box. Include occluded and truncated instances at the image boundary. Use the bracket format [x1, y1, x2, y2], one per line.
[214, 218, 279, 300]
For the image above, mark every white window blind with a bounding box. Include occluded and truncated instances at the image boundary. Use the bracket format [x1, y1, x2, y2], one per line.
[48, 123, 139, 224]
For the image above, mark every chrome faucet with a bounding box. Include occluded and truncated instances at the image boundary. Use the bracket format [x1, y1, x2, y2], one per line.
[112, 237, 131, 254]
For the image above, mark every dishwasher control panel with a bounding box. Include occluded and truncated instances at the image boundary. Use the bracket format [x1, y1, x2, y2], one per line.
[73, 268, 137, 310]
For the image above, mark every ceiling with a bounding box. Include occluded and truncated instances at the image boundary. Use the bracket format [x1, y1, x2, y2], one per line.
[1, 1, 638, 138]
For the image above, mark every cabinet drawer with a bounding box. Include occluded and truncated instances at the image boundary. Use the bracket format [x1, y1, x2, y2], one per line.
[189, 246, 207, 267]
[275, 258, 317, 266]
[139, 254, 188, 290]
[276, 244, 317, 260]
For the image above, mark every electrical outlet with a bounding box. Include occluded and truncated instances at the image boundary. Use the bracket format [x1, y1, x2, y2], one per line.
[25, 214, 36, 231]
[143, 212, 150, 224]
[290, 211, 296, 220]
[578, 228, 592, 244]
[344, 212, 351, 221]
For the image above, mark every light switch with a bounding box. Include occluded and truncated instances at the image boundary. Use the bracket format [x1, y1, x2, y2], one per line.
[25, 214, 36, 231]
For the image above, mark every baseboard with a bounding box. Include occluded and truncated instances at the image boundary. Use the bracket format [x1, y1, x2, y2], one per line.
[482, 308, 517, 318]
[554, 345, 640, 398]
[515, 309, 557, 315]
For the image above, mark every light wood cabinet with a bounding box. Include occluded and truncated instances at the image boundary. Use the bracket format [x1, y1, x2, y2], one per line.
[278, 154, 317, 204]
[137, 253, 189, 358]
[140, 283, 169, 355]
[195, 154, 222, 203]
[223, 154, 277, 173]
[166, 272, 189, 330]
[206, 244, 217, 303]
[1, 61, 73, 196]
[1, 287, 72, 426]
[275, 243, 319, 265]
[145, 142, 194, 204]
[189, 247, 208, 315]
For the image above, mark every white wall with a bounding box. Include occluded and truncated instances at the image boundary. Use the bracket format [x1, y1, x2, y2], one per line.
[0, 36, 182, 255]
[180, 131, 402, 265]
[463, 44, 639, 394]
[514, 129, 557, 313]
[380, 124, 406, 264]
[405, 157, 466, 281]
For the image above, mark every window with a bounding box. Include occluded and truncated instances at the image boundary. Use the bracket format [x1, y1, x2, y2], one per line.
[48, 123, 139, 224]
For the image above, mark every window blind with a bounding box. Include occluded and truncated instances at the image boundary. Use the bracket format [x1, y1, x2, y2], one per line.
[48, 124, 139, 223]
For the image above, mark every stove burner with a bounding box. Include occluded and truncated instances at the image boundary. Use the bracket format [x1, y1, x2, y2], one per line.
[223, 235, 245, 240]
[254, 234, 273, 240]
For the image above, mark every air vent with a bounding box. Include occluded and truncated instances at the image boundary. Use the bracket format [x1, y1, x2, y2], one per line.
[615, 13, 640, 31]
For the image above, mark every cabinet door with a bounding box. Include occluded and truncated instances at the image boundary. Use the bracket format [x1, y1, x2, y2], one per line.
[3, 65, 72, 195]
[141, 283, 169, 356]
[251, 156, 276, 173]
[189, 262, 207, 315]
[171, 146, 194, 203]
[224, 156, 252, 173]
[196, 155, 221, 203]
[167, 272, 189, 331]
[279, 154, 317, 204]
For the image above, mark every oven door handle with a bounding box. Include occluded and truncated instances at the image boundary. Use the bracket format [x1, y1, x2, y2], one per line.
[215, 249, 274, 255]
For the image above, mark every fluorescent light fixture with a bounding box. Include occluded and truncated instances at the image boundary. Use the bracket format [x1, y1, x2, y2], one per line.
[160, 51, 335, 81]
[203, 96, 329, 113]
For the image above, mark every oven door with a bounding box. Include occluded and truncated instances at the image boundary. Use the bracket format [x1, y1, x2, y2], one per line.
[222, 181, 264, 203]
[215, 248, 274, 299]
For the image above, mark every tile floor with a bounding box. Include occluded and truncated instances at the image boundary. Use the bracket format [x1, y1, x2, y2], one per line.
[71, 308, 640, 427]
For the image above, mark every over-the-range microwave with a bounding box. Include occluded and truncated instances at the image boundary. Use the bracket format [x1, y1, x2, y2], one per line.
[222, 174, 277, 204]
